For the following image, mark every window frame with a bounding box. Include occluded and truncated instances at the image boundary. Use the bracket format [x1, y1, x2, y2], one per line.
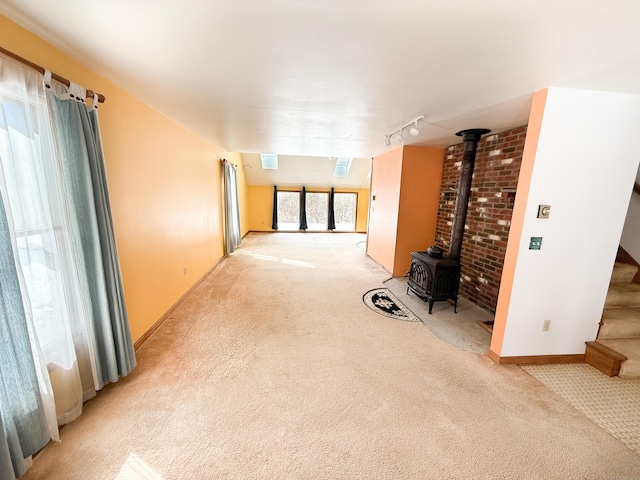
[333, 191, 358, 232]
[276, 190, 301, 231]
[305, 191, 330, 231]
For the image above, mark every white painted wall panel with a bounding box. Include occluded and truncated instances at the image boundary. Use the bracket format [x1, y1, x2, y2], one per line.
[500, 88, 640, 357]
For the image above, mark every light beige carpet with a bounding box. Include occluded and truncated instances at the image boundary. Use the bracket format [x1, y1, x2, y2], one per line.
[522, 363, 640, 456]
[22, 233, 640, 479]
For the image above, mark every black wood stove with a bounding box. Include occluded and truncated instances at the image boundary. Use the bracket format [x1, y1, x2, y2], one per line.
[407, 251, 461, 313]
[407, 128, 490, 313]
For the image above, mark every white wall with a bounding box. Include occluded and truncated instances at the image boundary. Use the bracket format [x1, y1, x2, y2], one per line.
[620, 165, 640, 262]
[500, 87, 640, 357]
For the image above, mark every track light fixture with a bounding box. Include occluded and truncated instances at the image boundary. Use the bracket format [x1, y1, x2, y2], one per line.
[384, 115, 425, 146]
[409, 120, 420, 136]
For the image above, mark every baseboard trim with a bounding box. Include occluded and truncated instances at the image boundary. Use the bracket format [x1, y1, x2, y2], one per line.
[487, 349, 585, 365]
[133, 258, 223, 351]
[246, 230, 366, 234]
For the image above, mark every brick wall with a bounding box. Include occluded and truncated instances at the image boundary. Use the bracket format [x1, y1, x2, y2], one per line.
[435, 126, 526, 312]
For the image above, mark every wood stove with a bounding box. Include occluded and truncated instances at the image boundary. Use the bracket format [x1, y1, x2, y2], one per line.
[407, 128, 490, 313]
[407, 251, 461, 314]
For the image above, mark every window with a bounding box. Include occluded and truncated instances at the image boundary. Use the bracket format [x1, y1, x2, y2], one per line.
[334, 193, 357, 231]
[333, 157, 353, 177]
[276, 191, 300, 230]
[0, 88, 80, 368]
[261, 153, 278, 169]
[306, 192, 329, 231]
[275, 190, 358, 232]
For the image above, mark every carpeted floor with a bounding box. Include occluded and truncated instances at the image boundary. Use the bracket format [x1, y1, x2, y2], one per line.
[22, 233, 640, 479]
[522, 363, 640, 457]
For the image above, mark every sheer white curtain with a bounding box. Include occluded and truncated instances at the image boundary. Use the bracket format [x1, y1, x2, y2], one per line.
[223, 160, 241, 254]
[0, 54, 96, 432]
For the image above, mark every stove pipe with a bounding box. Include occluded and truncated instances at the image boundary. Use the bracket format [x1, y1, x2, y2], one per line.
[448, 128, 491, 261]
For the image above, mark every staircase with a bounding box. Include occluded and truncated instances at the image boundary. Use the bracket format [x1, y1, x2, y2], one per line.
[586, 262, 640, 377]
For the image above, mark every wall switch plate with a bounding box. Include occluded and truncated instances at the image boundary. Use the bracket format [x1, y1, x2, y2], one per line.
[543, 320, 551, 331]
[537, 204, 551, 218]
[529, 237, 542, 250]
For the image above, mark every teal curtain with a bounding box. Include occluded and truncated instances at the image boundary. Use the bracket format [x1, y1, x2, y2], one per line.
[0, 195, 50, 479]
[46, 94, 135, 389]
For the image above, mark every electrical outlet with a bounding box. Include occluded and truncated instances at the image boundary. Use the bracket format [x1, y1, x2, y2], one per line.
[183, 266, 187, 275]
[542, 320, 551, 331]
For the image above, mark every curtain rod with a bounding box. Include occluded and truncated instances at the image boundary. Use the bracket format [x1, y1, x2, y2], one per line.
[0, 46, 106, 103]
[220, 158, 237, 167]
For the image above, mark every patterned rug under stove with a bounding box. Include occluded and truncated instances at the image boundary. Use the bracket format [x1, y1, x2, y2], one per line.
[362, 287, 420, 322]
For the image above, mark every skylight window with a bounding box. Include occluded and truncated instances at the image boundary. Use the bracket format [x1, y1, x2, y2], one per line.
[332, 157, 352, 177]
[261, 153, 278, 169]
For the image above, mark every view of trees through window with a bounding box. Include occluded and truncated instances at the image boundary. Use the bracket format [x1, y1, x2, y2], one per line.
[333, 193, 356, 231]
[276, 191, 300, 230]
[276, 191, 357, 231]
[306, 192, 328, 231]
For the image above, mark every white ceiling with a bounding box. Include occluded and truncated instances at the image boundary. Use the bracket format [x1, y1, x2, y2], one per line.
[2, 0, 640, 185]
[240, 154, 371, 188]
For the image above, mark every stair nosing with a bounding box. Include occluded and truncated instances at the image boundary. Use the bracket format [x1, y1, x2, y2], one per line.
[585, 341, 628, 361]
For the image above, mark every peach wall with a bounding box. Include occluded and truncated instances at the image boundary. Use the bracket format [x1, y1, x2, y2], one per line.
[367, 146, 444, 276]
[394, 146, 444, 276]
[490, 90, 547, 357]
[354, 189, 369, 233]
[0, 15, 225, 342]
[247, 185, 369, 233]
[247, 186, 276, 231]
[367, 148, 403, 272]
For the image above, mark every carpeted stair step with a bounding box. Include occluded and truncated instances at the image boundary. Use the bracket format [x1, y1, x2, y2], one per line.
[604, 282, 640, 309]
[610, 262, 639, 284]
[599, 308, 640, 339]
[596, 338, 640, 378]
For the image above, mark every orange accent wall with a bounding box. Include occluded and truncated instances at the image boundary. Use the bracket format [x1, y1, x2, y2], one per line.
[0, 15, 226, 342]
[247, 185, 370, 233]
[367, 149, 403, 271]
[395, 146, 444, 275]
[355, 189, 369, 233]
[367, 146, 444, 276]
[489, 89, 548, 357]
[247, 186, 276, 231]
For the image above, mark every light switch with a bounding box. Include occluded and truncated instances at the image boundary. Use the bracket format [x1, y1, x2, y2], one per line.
[529, 237, 542, 250]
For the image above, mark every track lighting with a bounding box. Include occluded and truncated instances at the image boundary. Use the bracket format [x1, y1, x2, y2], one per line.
[384, 115, 425, 146]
